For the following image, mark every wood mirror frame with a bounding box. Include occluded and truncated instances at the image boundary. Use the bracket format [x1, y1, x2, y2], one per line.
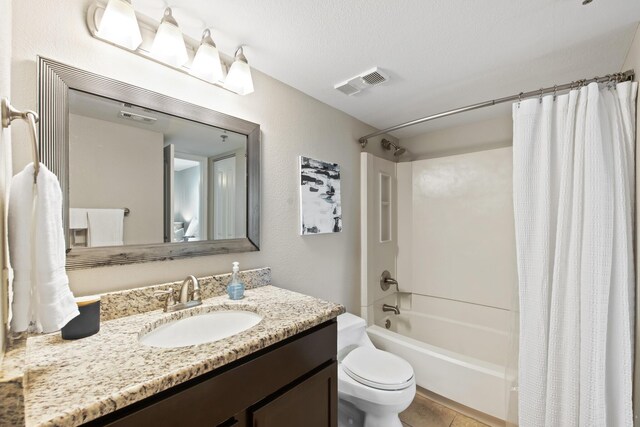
[38, 57, 260, 270]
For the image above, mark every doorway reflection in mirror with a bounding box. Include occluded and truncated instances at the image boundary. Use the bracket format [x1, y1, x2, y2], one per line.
[68, 89, 247, 248]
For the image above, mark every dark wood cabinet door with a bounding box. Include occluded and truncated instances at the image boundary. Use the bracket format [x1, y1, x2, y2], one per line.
[216, 411, 247, 427]
[251, 362, 337, 427]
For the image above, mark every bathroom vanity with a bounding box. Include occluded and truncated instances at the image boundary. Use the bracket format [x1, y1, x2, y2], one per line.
[92, 320, 337, 427]
[6, 268, 344, 427]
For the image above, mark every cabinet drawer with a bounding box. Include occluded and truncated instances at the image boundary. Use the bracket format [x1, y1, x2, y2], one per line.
[251, 362, 337, 427]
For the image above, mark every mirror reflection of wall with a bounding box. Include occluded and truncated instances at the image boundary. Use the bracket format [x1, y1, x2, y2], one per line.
[211, 153, 247, 240]
[67, 89, 248, 248]
[172, 155, 204, 242]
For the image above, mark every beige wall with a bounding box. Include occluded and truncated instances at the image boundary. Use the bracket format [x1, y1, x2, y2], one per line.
[10, 0, 378, 313]
[0, 0, 11, 356]
[69, 114, 164, 245]
[396, 147, 517, 310]
[173, 166, 199, 222]
[621, 22, 640, 427]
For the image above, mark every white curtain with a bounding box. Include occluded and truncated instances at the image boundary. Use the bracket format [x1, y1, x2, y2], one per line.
[513, 81, 637, 427]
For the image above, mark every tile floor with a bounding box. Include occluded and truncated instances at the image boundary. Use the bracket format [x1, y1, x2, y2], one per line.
[400, 393, 489, 427]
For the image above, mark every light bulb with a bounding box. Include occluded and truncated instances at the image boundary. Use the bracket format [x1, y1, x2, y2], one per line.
[224, 47, 254, 95]
[190, 29, 224, 83]
[150, 8, 189, 67]
[96, 0, 142, 50]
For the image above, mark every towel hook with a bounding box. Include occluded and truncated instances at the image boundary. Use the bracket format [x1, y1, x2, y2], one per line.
[1, 98, 40, 183]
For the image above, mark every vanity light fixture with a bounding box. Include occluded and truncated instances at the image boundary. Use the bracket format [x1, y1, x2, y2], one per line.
[96, 0, 142, 50]
[87, 1, 255, 95]
[190, 29, 224, 83]
[225, 46, 255, 96]
[150, 7, 189, 67]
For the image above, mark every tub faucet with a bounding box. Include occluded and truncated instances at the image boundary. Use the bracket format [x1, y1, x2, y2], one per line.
[382, 304, 400, 315]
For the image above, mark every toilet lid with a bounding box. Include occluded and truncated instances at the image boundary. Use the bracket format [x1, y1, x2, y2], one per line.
[342, 347, 414, 391]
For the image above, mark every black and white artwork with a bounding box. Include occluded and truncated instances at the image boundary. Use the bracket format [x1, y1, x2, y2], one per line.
[299, 156, 342, 235]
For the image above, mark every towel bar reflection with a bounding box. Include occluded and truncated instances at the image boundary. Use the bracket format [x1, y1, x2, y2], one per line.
[1, 98, 40, 183]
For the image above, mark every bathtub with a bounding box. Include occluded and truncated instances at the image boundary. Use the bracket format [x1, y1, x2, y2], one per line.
[367, 293, 510, 420]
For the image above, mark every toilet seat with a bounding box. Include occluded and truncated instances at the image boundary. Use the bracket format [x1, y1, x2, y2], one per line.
[341, 347, 414, 391]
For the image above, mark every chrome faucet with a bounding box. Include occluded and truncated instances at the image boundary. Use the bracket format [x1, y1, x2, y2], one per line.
[179, 275, 201, 305]
[380, 270, 399, 292]
[382, 304, 400, 315]
[154, 275, 202, 312]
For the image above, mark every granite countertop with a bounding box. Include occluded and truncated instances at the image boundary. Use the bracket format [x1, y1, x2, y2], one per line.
[23, 285, 344, 427]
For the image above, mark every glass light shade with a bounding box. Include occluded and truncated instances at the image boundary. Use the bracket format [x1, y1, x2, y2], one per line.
[96, 0, 142, 50]
[150, 12, 189, 67]
[225, 58, 254, 95]
[190, 43, 224, 83]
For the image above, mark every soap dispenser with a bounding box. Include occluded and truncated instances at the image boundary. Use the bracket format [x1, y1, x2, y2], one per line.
[227, 262, 245, 300]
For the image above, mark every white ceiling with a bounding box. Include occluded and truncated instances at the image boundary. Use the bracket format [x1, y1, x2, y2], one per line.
[69, 89, 246, 157]
[174, 157, 198, 172]
[132, 0, 640, 139]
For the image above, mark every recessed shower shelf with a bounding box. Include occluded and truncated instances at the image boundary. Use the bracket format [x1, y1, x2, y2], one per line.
[380, 173, 391, 242]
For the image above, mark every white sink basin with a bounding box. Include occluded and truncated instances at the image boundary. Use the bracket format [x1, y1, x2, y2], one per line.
[139, 310, 262, 348]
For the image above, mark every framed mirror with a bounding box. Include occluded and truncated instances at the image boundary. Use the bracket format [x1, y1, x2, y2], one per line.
[38, 57, 260, 270]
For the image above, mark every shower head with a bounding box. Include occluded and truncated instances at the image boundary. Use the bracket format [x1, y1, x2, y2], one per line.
[393, 147, 406, 156]
[381, 138, 406, 157]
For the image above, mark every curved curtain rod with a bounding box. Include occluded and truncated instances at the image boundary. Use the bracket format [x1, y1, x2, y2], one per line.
[358, 69, 635, 147]
[1, 97, 40, 183]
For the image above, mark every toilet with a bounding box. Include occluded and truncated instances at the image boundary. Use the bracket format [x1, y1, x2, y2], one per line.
[337, 313, 416, 427]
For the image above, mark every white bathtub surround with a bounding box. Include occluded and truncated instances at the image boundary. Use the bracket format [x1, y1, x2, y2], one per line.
[370, 293, 509, 419]
[360, 153, 398, 323]
[392, 147, 516, 420]
[8, 163, 79, 333]
[396, 148, 516, 309]
[513, 81, 637, 427]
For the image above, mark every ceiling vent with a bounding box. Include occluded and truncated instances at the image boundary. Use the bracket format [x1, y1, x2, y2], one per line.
[334, 67, 389, 96]
[119, 110, 157, 124]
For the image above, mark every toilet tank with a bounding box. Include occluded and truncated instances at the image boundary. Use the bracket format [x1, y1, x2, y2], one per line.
[337, 313, 373, 351]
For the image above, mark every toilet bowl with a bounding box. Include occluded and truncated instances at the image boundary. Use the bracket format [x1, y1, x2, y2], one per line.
[337, 313, 416, 427]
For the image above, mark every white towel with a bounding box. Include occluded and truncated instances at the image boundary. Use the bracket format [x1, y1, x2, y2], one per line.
[8, 163, 79, 333]
[185, 217, 199, 239]
[69, 208, 88, 229]
[87, 209, 124, 247]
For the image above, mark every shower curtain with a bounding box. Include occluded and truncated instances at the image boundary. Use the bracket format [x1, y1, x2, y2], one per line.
[512, 81, 637, 427]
